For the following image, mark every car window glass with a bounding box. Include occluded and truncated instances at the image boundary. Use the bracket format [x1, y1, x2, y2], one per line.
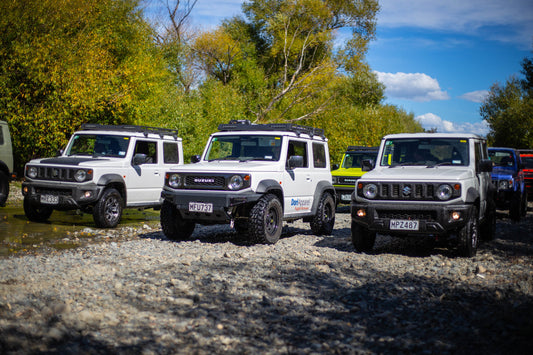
[135, 140, 157, 164]
[312, 143, 326, 168]
[163, 142, 179, 164]
[287, 140, 308, 168]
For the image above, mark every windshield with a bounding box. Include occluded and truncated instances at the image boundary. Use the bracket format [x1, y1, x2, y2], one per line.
[522, 156, 533, 169]
[341, 151, 377, 169]
[381, 138, 469, 167]
[205, 135, 282, 161]
[488, 150, 515, 167]
[67, 134, 130, 158]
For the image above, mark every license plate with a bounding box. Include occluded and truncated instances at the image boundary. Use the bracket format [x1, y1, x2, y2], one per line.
[189, 202, 213, 213]
[40, 194, 59, 205]
[341, 194, 351, 202]
[390, 219, 419, 231]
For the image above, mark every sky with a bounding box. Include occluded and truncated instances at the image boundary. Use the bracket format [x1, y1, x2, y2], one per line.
[146, 0, 533, 136]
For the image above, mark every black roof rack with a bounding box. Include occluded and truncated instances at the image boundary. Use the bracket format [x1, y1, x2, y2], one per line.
[217, 120, 325, 139]
[81, 124, 179, 139]
[347, 146, 378, 152]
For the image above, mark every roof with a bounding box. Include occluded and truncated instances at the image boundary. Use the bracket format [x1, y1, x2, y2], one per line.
[382, 132, 484, 140]
[80, 124, 180, 139]
[217, 120, 326, 140]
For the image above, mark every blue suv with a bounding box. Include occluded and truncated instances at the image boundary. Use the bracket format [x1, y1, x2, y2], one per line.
[488, 147, 527, 221]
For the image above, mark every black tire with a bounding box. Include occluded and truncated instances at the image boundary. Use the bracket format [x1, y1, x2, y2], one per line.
[160, 200, 195, 241]
[509, 192, 521, 222]
[93, 188, 123, 228]
[457, 206, 479, 257]
[480, 200, 496, 241]
[310, 193, 335, 235]
[23, 197, 53, 222]
[351, 221, 376, 253]
[0, 171, 8, 206]
[249, 194, 283, 244]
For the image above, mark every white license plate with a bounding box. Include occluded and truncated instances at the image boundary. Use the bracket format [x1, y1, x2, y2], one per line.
[390, 219, 419, 231]
[189, 202, 213, 213]
[341, 194, 351, 201]
[40, 194, 59, 205]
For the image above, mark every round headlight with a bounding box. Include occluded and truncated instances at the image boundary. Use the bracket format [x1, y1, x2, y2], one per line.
[498, 180, 510, 189]
[436, 184, 453, 201]
[27, 166, 38, 179]
[168, 174, 181, 188]
[228, 175, 244, 190]
[74, 169, 87, 182]
[362, 183, 378, 199]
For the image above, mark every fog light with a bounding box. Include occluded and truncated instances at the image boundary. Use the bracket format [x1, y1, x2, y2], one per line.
[451, 211, 461, 220]
[23, 186, 29, 194]
[357, 209, 366, 217]
[83, 191, 93, 199]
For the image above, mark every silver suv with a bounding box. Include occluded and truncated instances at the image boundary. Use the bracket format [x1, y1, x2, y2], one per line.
[22, 124, 183, 227]
[351, 133, 495, 257]
[160, 120, 336, 244]
[0, 120, 14, 206]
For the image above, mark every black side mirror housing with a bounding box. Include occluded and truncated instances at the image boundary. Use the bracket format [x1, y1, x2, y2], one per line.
[362, 159, 374, 171]
[478, 159, 493, 173]
[190, 155, 201, 163]
[331, 164, 339, 170]
[287, 155, 304, 169]
[133, 153, 147, 166]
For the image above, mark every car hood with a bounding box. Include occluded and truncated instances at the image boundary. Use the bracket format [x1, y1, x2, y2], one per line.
[28, 156, 128, 167]
[169, 160, 284, 173]
[491, 166, 516, 178]
[361, 166, 474, 182]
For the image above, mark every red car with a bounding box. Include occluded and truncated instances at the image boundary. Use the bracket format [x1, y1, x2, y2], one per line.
[519, 150, 533, 197]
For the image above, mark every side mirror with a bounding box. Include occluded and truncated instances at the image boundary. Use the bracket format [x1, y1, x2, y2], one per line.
[190, 155, 201, 163]
[287, 155, 304, 169]
[362, 159, 374, 171]
[478, 159, 493, 173]
[56, 149, 64, 157]
[133, 153, 148, 166]
[331, 164, 339, 170]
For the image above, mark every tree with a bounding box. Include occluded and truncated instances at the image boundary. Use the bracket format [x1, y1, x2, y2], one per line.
[480, 55, 533, 148]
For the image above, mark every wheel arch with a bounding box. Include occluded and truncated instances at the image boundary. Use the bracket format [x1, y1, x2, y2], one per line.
[97, 174, 127, 204]
[311, 181, 336, 214]
[256, 179, 283, 208]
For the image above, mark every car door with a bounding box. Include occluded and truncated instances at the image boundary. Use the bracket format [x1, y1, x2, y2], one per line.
[283, 138, 314, 216]
[475, 140, 491, 217]
[127, 139, 162, 205]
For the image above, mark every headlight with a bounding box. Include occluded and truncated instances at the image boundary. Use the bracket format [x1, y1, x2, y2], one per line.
[332, 176, 338, 184]
[228, 175, 244, 190]
[168, 174, 181, 188]
[362, 183, 378, 199]
[27, 166, 38, 179]
[74, 169, 87, 182]
[436, 184, 453, 200]
[498, 180, 510, 189]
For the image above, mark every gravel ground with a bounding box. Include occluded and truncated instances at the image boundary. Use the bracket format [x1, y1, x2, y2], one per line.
[1, 189, 532, 354]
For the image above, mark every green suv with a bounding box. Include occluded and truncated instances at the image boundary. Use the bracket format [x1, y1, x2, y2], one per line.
[331, 146, 378, 204]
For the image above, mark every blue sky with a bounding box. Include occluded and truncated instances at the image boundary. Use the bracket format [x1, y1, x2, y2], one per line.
[145, 0, 533, 136]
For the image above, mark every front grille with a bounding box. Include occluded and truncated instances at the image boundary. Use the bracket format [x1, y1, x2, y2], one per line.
[338, 176, 360, 185]
[378, 210, 436, 221]
[184, 175, 226, 189]
[359, 181, 459, 201]
[35, 167, 77, 181]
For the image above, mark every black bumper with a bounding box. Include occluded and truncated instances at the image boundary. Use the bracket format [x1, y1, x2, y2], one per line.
[351, 201, 473, 236]
[22, 180, 103, 210]
[333, 186, 355, 204]
[161, 188, 262, 223]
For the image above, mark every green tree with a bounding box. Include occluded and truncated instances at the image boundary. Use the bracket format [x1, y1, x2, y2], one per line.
[480, 56, 533, 148]
[0, 0, 178, 171]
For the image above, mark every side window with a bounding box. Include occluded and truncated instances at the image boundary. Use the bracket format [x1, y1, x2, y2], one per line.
[287, 140, 308, 168]
[163, 142, 180, 164]
[134, 140, 157, 164]
[0, 126, 4, 145]
[312, 143, 327, 168]
[475, 141, 482, 172]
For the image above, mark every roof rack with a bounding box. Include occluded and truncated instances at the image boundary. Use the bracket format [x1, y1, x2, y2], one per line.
[347, 146, 378, 152]
[218, 120, 326, 139]
[80, 124, 179, 139]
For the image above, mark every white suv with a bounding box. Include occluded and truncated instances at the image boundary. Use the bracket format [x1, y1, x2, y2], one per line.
[22, 124, 183, 228]
[160, 120, 336, 244]
[351, 133, 495, 257]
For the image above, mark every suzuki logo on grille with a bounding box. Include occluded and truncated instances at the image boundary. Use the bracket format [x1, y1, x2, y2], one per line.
[194, 177, 215, 183]
[402, 186, 412, 197]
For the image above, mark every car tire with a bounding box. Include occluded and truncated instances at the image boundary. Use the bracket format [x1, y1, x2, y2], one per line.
[249, 193, 283, 244]
[0, 171, 8, 206]
[351, 221, 376, 253]
[480, 199, 496, 241]
[310, 192, 335, 235]
[457, 206, 479, 257]
[93, 188, 123, 228]
[509, 192, 521, 222]
[23, 197, 53, 222]
[160, 200, 195, 241]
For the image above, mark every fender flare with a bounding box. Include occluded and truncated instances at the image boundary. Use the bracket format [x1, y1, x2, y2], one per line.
[256, 179, 283, 204]
[310, 181, 336, 213]
[97, 174, 127, 202]
[465, 186, 480, 204]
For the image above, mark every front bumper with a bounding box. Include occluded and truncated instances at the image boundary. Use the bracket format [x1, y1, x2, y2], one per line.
[161, 188, 263, 223]
[22, 180, 103, 210]
[351, 201, 473, 236]
[333, 186, 355, 204]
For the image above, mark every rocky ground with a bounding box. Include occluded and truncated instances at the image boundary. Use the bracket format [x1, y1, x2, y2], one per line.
[1, 185, 532, 354]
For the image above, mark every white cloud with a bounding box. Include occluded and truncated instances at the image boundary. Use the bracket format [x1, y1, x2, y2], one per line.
[416, 113, 490, 136]
[460, 90, 489, 103]
[374, 71, 450, 102]
[377, 0, 533, 46]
